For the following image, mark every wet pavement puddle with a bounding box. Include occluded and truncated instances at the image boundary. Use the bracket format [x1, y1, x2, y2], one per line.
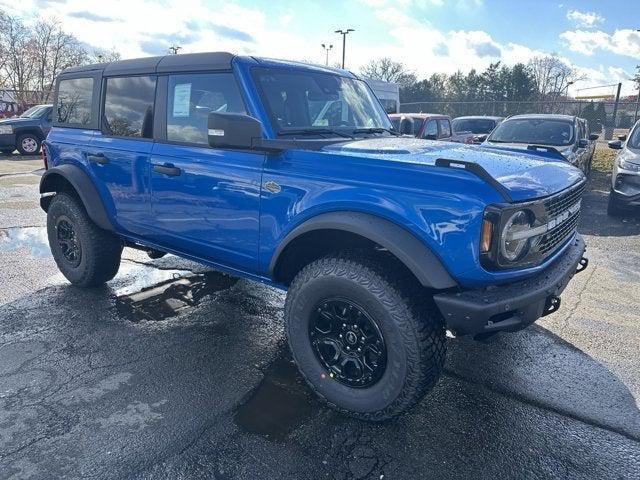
[115, 271, 238, 322]
[234, 353, 315, 441]
[0, 226, 50, 257]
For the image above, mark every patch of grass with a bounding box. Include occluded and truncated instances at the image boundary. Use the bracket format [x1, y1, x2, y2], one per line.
[592, 143, 617, 172]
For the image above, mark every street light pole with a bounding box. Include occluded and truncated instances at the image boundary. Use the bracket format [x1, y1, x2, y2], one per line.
[168, 45, 182, 55]
[334, 29, 354, 69]
[321, 43, 333, 66]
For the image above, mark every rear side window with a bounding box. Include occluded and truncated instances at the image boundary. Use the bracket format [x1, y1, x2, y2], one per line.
[103, 76, 156, 138]
[167, 73, 245, 145]
[438, 119, 452, 138]
[56, 77, 94, 125]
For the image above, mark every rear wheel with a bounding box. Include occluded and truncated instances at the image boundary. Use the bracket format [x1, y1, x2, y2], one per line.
[284, 252, 446, 420]
[47, 192, 123, 287]
[16, 133, 40, 155]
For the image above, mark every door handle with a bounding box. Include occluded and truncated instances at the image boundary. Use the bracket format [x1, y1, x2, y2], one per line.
[153, 163, 182, 176]
[87, 154, 109, 165]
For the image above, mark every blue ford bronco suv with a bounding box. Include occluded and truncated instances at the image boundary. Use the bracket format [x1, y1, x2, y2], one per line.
[40, 52, 588, 420]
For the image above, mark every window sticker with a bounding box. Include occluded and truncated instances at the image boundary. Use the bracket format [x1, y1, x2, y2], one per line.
[173, 83, 192, 117]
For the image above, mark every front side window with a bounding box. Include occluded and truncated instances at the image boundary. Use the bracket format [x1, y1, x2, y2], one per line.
[103, 76, 156, 138]
[167, 73, 246, 145]
[422, 120, 438, 138]
[253, 68, 392, 135]
[488, 118, 575, 146]
[438, 119, 452, 138]
[57, 77, 94, 125]
[628, 125, 640, 149]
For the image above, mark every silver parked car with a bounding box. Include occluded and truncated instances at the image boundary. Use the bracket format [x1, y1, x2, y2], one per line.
[607, 122, 640, 216]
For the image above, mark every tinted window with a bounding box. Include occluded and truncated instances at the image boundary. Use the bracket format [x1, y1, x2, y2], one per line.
[438, 119, 452, 138]
[103, 76, 156, 138]
[452, 118, 497, 134]
[423, 120, 437, 138]
[410, 117, 424, 135]
[167, 73, 245, 145]
[488, 118, 575, 146]
[57, 78, 94, 125]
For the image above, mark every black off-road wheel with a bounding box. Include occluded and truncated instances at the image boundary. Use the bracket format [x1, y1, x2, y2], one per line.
[284, 252, 446, 421]
[47, 192, 123, 287]
[16, 133, 41, 155]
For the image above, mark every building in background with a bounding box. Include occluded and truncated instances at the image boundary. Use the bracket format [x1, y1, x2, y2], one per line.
[365, 78, 400, 114]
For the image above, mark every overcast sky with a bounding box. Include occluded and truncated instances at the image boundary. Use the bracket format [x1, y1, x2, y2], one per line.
[2, 0, 638, 96]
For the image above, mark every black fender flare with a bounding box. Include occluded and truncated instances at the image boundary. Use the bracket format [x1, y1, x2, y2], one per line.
[39, 164, 114, 231]
[269, 211, 457, 289]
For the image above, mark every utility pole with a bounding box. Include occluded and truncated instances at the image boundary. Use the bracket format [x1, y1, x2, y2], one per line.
[334, 29, 354, 69]
[611, 82, 622, 132]
[168, 45, 182, 55]
[321, 43, 333, 66]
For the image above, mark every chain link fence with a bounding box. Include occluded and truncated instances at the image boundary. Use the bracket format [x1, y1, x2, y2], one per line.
[400, 99, 640, 137]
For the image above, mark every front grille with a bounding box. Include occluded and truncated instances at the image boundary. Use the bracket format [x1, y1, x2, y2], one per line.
[544, 181, 586, 218]
[538, 181, 585, 255]
[538, 210, 580, 254]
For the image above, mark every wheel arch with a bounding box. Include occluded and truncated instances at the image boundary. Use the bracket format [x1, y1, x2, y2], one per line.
[39, 164, 114, 231]
[14, 127, 44, 141]
[269, 211, 457, 289]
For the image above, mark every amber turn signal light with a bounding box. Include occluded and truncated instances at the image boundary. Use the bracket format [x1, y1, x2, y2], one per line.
[481, 219, 493, 253]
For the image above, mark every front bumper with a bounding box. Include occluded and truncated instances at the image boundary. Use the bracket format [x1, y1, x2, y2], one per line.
[434, 234, 587, 336]
[0, 133, 16, 148]
[611, 173, 640, 208]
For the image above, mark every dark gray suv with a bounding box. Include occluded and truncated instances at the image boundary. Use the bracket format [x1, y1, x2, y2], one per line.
[0, 104, 53, 155]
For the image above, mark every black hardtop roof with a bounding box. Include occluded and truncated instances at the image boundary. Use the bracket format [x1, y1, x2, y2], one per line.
[60, 52, 235, 77]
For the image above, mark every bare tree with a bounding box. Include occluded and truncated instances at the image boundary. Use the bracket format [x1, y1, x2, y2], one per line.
[90, 47, 121, 64]
[0, 10, 120, 108]
[360, 58, 417, 87]
[528, 55, 585, 99]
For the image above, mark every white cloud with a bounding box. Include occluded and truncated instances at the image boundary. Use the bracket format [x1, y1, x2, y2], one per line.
[566, 9, 604, 28]
[560, 29, 640, 58]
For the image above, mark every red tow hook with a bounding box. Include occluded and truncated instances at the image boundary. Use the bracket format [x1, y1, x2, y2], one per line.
[576, 257, 589, 274]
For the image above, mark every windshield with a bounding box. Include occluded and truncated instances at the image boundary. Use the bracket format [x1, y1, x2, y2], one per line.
[628, 124, 640, 149]
[452, 118, 497, 134]
[20, 105, 49, 118]
[252, 68, 392, 136]
[488, 118, 574, 146]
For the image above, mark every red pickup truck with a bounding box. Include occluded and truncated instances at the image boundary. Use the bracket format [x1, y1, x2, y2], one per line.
[389, 113, 474, 143]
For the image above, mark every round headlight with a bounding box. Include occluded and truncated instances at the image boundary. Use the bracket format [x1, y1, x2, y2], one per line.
[500, 210, 532, 262]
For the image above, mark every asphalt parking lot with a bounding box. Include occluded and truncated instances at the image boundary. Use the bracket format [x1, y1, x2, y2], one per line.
[0, 154, 639, 479]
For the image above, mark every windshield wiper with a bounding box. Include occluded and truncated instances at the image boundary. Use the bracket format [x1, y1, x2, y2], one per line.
[278, 128, 354, 139]
[351, 127, 400, 136]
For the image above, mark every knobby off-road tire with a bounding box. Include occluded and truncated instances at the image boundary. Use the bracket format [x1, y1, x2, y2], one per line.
[47, 192, 123, 287]
[284, 252, 446, 421]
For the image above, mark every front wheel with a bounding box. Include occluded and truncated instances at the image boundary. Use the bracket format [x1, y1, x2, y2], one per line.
[47, 192, 123, 287]
[16, 133, 41, 155]
[284, 253, 446, 420]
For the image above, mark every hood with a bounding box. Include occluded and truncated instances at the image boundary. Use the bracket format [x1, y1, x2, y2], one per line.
[321, 137, 584, 201]
[482, 141, 574, 159]
[0, 116, 38, 126]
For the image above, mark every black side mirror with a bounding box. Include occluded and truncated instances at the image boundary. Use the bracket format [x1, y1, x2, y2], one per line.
[588, 133, 599, 141]
[400, 118, 413, 135]
[618, 134, 627, 141]
[208, 112, 263, 149]
[577, 138, 589, 148]
[475, 134, 487, 143]
[608, 140, 623, 150]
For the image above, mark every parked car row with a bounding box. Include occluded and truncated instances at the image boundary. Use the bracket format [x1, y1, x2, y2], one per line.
[389, 112, 597, 176]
